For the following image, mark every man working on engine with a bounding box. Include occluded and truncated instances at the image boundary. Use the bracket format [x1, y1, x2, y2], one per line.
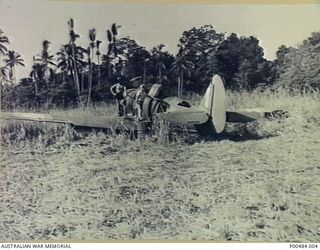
[135, 84, 147, 121]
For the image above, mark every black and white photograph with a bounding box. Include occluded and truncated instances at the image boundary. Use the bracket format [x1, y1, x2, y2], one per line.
[0, 0, 320, 243]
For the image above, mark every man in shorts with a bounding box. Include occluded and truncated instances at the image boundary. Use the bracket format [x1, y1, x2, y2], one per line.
[135, 84, 147, 121]
[110, 80, 127, 117]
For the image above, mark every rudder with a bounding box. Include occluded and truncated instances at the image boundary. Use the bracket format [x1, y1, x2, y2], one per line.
[198, 75, 226, 134]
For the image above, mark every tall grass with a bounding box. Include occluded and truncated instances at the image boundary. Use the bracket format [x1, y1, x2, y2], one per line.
[1, 89, 319, 241]
[2, 89, 319, 147]
[48, 102, 119, 118]
[227, 87, 320, 114]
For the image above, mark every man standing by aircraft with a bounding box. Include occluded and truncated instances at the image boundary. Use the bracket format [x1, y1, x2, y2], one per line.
[135, 84, 147, 121]
[110, 78, 127, 117]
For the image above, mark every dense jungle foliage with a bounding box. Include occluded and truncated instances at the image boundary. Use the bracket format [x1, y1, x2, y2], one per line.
[1, 21, 319, 109]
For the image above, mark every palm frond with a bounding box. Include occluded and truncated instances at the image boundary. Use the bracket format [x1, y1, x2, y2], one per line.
[89, 28, 96, 42]
[68, 18, 74, 29]
[0, 29, 10, 55]
[111, 23, 117, 36]
[0, 44, 8, 55]
[107, 30, 112, 42]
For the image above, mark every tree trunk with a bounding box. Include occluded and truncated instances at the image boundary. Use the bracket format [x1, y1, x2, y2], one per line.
[71, 44, 81, 99]
[177, 76, 181, 98]
[143, 61, 147, 85]
[0, 60, 4, 87]
[87, 52, 94, 107]
[80, 71, 84, 93]
[0, 74, 3, 89]
[158, 66, 162, 84]
[13, 66, 16, 84]
[97, 55, 101, 86]
[181, 70, 184, 95]
[69, 68, 74, 86]
[46, 70, 49, 89]
[107, 59, 111, 80]
[87, 66, 92, 107]
[34, 80, 38, 95]
[180, 70, 184, 97]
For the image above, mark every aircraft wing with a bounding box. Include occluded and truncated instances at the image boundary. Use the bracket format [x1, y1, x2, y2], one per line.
[0, 112, 137, 131]
[1, 112, 69, 123]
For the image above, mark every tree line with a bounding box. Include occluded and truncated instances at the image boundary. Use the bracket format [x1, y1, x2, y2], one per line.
[1, 20, 319, 110]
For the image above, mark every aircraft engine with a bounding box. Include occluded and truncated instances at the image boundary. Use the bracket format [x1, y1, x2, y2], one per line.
[123, 84, 165, 120]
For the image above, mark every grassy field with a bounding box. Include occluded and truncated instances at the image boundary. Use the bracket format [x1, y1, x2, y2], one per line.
[1, 89, 320, 242]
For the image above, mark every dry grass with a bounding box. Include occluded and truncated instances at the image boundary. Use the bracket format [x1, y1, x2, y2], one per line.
[1, 89, 320, 242]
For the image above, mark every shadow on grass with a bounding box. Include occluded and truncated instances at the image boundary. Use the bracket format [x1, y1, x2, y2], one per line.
[203, 131, 275, 142]
[73, 124, 276, 144]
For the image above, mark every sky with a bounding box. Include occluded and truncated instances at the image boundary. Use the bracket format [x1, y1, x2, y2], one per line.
[1, 0, 320, 81]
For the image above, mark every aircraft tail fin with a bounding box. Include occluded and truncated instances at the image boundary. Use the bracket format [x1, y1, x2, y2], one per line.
[199, 76, 214, 117]
[197, 75, 226, 133]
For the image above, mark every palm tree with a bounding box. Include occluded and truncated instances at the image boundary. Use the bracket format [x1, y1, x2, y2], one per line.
[87, 28, 96, 106]
[68, 18, 81, 98]
[57, 44, 86, 89]
[171, 55, 194, 97]
[152, 44, 167, 84]
[104, 23, 120, 80]
[4, 50, 25, 84]
[1, 66, 9, 79]
[156, 60, 166, 84]
[101, 53, 111, 80]
[29, 56, 43, 94]
[80, 59, 89, 94]
[0, 29, 10, 88]
[96, 40, 102, 86]
[0, 29, 9, 56]
[57, 45, 73, 83]
[0, 66, 10, 95]
[36, 40, 57, 85]
[108, 23, 119, 57]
